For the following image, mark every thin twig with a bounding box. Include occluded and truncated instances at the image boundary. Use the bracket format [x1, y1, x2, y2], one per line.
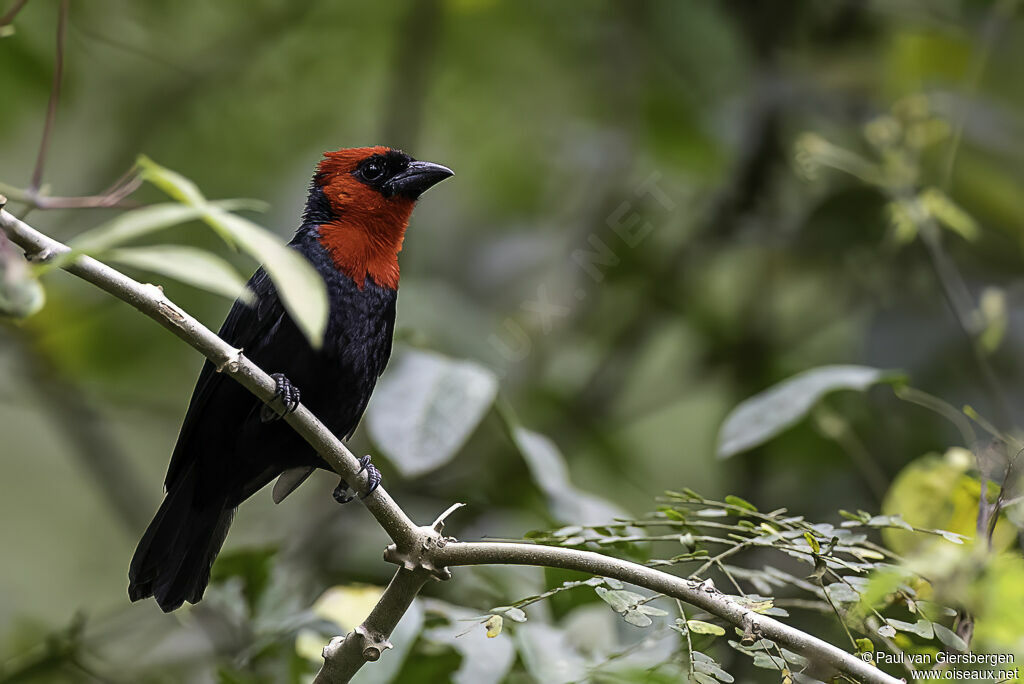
[675, 599, 697, 680]
[1, 175, 143, 210]
[28, 0, 68, 195]
[940, 0, 1020, 190]
[917, 221, 1013, 430]
[0, 0, 28, 27]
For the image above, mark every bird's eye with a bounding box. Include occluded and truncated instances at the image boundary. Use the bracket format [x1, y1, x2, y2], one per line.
[361, 160, 384, 181]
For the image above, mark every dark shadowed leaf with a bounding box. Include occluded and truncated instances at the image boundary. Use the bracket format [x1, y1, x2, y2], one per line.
[717, 365, 898, 459]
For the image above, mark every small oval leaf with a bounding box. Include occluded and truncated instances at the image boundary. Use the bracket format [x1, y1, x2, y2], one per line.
[686, 620, 725, 636]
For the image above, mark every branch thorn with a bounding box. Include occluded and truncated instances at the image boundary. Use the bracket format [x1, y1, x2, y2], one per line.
[432, 502, 465, 532]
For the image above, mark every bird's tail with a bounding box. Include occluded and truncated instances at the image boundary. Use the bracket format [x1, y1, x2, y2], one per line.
[128, 467, 235, 612]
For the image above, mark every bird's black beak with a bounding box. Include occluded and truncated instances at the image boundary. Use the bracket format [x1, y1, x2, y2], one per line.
[384, 160, 454, 199]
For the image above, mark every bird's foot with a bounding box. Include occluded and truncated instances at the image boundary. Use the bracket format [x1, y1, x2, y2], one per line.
[332, 455, 382, 504]
[260, 373, 301, 423]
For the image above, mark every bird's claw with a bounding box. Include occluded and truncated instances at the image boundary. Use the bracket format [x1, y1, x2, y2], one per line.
[260, 373, 301, 423]
[332, 455, 382, 504]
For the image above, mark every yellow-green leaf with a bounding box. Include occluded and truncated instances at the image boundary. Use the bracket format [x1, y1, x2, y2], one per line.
[978, 287, 1007, 354]
[484, 614, 502, 638]
[725, 495, 757, 512]
[686, 620, 725, 636]
[920, 188, 979, 242]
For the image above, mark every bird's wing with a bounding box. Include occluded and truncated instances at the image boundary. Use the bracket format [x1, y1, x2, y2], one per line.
[164, 269, 285, 490]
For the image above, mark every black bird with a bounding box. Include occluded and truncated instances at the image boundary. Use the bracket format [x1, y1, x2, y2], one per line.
[128, 147, 453, 612]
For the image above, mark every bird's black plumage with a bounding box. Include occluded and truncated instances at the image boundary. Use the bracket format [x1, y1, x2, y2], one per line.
[128, 148, 452, 612]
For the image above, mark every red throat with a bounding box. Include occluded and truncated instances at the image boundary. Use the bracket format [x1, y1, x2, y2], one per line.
[314, 147, 415, 290]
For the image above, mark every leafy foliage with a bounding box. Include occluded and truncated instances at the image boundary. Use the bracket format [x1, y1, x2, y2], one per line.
[3, 2, 1024, 683]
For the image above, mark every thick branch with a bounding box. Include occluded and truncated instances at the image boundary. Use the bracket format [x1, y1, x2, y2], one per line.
[0, 204, 419, 550]
[437, 542, 897, 684]
[313, 569, 429, 684]
[0, 204, 899, 684]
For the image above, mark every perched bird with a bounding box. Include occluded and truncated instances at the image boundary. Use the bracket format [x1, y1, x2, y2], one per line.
[128, 147, 453, 612]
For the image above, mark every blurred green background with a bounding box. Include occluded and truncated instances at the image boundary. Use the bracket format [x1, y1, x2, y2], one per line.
[2, 0, 1024, 681]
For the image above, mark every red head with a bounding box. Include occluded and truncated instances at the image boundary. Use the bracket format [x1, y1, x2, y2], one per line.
[306, 147, 453, 290]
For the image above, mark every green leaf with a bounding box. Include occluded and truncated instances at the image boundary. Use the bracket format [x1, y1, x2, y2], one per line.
[803, 532, 820, 554]
[933, 623, 967, 652]
[203, 209, 327, 347]
[694, 659, 734, 683]
[636, 604, 669, 616]
[887, 618, 934, 639]
[686, 620, 725, 636]
[824, 583, 860, 603]
[137, 154, 205, 204]
[366, 349, 498, 477]
[839, 509, 869, 522]
[724, 495, 757, 512]
[136, 156, 326, 346]
[595, 587, 644, 613]
[69, 200, 264, 255]
[105, 246, 251, 301]
[623, 609, 653, 627]
[751, 653, 786, 670]
[855, 638, 873, 653]
[919, 187, 979, 241]
[717, 365, 899, 459]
